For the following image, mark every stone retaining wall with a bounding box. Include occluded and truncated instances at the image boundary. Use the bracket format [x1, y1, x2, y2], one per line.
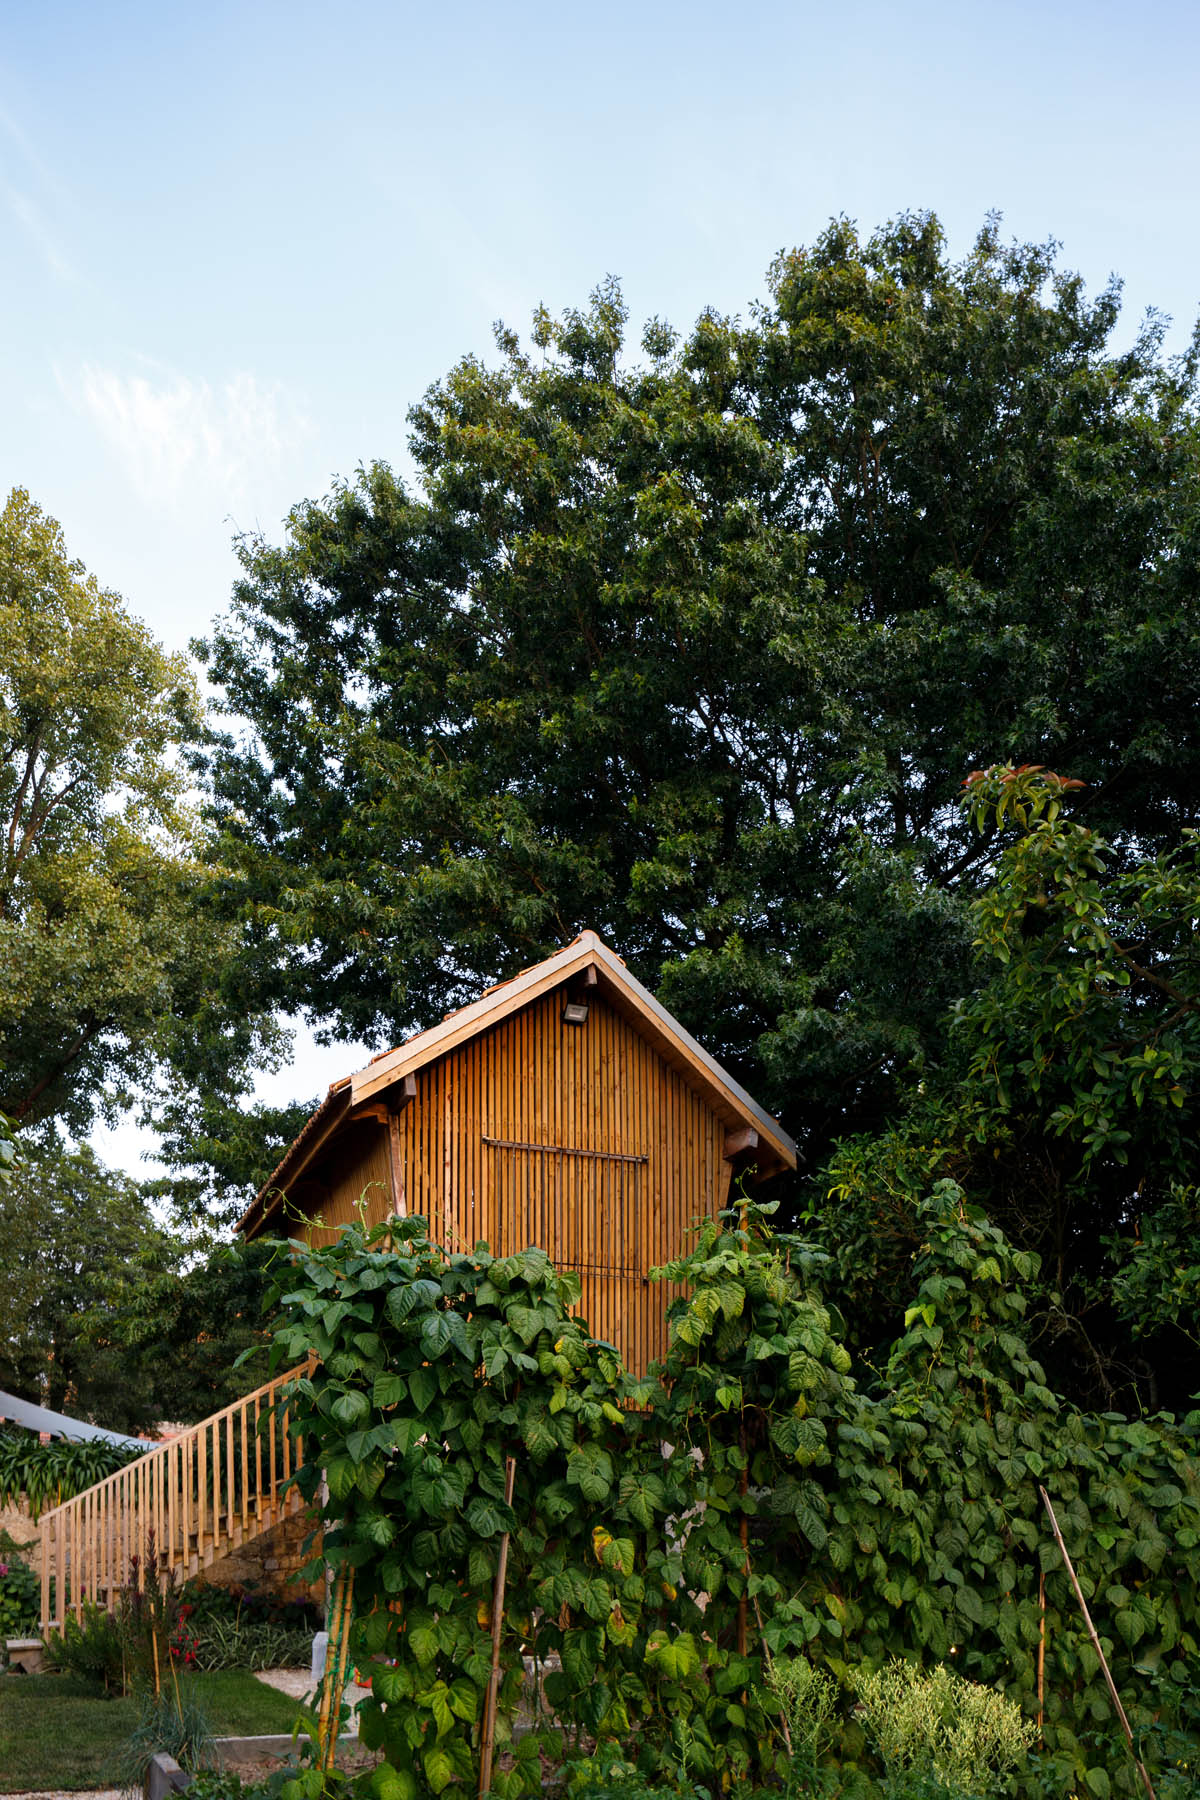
[0, 1499, 39, 1548]
[197, 1503, 325, 1608]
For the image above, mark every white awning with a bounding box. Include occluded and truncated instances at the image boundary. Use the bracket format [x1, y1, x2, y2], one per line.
[0, 1388, 147, 1450]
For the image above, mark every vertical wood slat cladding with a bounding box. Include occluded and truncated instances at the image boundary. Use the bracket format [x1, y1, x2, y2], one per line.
[301, 990, 732, 1372]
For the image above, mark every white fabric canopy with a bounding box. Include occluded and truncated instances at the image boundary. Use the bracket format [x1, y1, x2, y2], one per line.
[0, 1387, 146, 1449]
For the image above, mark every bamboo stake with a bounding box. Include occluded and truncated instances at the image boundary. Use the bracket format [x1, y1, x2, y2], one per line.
[1038, 1487, 1156, 1800]
[737, 1419, 749, 1658]
[1037, 1570, 1046, 1735]
[479, 1456, 518, 1800]
[316, 1564, 356, 1771]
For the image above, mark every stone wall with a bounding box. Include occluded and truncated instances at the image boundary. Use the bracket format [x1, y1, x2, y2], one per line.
[195, 1503, 326, 1611]
[0, 1499, 39, 1550]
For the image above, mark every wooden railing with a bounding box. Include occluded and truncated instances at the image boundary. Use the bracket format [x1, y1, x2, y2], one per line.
[39, 1364, 313, 1632]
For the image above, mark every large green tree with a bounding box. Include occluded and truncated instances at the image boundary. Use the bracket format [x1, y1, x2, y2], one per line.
[819, 765, 1200, 1411]
[0, 1141, 179, 1429]
[199, 214, 1200, 1189]
[0, 489, 287, 1199]
[0, 1139, 278, 1431]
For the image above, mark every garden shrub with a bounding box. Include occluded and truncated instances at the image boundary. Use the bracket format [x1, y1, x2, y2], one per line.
[44, 1600, 126, 1692]
[759, 1654, 842, 1794]
[0, 1531, 39, 1638]
[265, 1192, 1200, 1800]
[175, 1611, 315, 1672]
[850, 1660, 1036, 1797]
[0, 1429, 143, 1519]
[172, 1579, 318, 1671]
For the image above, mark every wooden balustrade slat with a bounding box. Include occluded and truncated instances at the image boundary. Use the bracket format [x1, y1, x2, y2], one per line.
[38, 1365, 311, 1630]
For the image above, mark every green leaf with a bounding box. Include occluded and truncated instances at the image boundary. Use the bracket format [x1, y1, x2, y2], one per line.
[373, 1372, 407, 1408]
[331, 1389, 370, 1428]
[423, 1746, 455, 1794]
[409, 1367, 437, 1414]
[465, 1497, 504, 1537]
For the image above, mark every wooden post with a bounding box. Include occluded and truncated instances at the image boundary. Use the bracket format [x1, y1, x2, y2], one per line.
[1037, 1570, 1046, 1735]
[737, 1422, 749, 1658]
[479, 1456, 518, 1800]
[1038, 1487, 1156, 1800]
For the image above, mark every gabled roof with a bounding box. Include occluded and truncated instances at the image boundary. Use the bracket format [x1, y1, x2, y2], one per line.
[239, 931, 796, 1236]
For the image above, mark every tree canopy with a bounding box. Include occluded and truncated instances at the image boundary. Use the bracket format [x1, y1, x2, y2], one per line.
[0, 1140, 178, 1428]
[818, 765, 1200, 1412]
[0, 1137, 277, 1432]
[0, 487, 288, 1205]
[199, 214, 1200, 1193]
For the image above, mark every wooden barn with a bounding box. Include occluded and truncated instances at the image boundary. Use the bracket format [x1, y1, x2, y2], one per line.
[237, 931, 797, 1372]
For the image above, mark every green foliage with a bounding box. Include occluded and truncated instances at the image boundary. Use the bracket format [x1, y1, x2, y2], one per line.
[851, 1661, 1036, 1797]
[0, 1533, 39, 1638]
[0, 488, 283, 1148]
[1108, 1187, 1200, 1349]
[175, 1613, 316, 1674]
[171, 1581, 320, 1676]
[820, 764, 1200, 1411]
[109, 1681, 216, 1788]
[0, 1139, 279, 1429]
[183, 1772, 267, 1800]
[45, 1601, 127, 1693]
[117, 1538, 186, 1692]
[561, 1740, 708, 1800]
[0, 1137, 182, 1428]
[760, 1654, 841, 1794]
[267, 1201, 1200, 1800]
[79, 1236, 282, 1427]
[198, 216, 1200, 1202]
[0, 1427, 143, 1519]
[1130, 1666, 1200, 1800]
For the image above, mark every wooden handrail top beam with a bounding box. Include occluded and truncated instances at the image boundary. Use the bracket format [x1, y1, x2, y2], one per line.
[36, 1363, 314, 1526]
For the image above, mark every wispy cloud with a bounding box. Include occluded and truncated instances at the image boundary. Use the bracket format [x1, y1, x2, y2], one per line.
[1, 98, 78, 281]
[62, 364, 314, 510]
[0, 99, 68, 198]
[4, 184, 76, 282]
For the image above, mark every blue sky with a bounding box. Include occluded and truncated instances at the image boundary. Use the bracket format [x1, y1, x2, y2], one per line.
[3, 0, 1198, 1177]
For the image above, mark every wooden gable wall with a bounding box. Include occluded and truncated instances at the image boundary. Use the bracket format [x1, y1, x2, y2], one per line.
[295, 985, 735, 1371]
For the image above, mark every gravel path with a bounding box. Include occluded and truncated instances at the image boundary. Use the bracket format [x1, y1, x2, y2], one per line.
[254, 1663, 371, 1731]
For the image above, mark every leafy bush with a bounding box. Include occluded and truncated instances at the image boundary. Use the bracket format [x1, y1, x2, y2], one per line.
[266, 1201, 1200, 1800]
[45, 1539, 185, 1694]
[44, 1601, 125, 1692]
[171, 1580, 317, 1672]
[185, 1773, 271, 1800]
[1131, 1666, 1200, 1800]
[0, 1533, 39, 1638]
[561, 1740, 707, 1800]
[851, 1661, 1037, 1798]
[179, 1578, 322, 1633]
[0, 1428, 144, 1519]
[117, 1535, 184, 1690]
[175, 1612, 315, 1673]
[761, 1655, 842, 1795]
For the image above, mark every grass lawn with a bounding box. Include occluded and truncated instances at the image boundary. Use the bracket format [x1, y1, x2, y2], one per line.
[0, 1669, 314, 1794]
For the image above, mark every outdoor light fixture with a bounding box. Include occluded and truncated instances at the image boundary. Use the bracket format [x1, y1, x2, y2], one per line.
[562, 999, 589, 1026]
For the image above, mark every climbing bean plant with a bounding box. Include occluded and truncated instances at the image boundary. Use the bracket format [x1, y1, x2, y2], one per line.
[267, 1194, 1200, 1800]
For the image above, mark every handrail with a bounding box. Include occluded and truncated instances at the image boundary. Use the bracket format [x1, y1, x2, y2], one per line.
[39, 1363, 314, 1632]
